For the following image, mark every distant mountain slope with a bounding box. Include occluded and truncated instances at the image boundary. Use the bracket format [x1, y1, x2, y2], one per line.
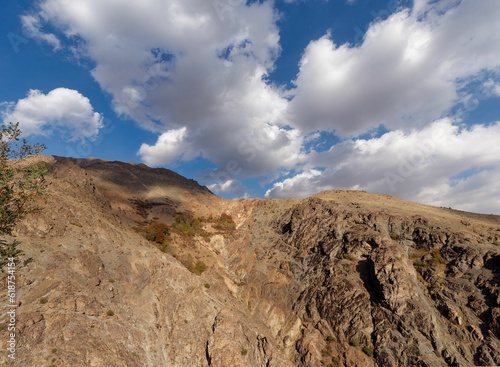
[1, 156, 499, 367]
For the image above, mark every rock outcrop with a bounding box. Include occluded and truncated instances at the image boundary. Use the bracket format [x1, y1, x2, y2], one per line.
[1, 156, 499, 366]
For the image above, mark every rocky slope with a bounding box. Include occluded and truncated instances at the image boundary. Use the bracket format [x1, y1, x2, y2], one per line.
[1, 156, 499, 366]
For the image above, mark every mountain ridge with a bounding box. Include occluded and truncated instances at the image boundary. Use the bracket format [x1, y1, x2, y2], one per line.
[1, 155, 499, 367]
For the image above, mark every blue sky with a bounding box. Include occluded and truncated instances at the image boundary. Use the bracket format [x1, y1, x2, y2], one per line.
[1, 0, 500, 214]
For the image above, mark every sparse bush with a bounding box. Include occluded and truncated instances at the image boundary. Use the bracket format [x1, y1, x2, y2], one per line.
[1, 123, 46, 269]
[241, 348, 248, 356]
[40, 297, 48, 304]
[389, 232, 401, 241]
[172, 212, 203, 237]
[413, 249, 446, 273]
[343, 253, 356, 261]
[204, 283, 210, 289]
[190, 260, 207, 275]
[413, 258, 427, 272]
[362, 346, 374, 357]
[326, 335, 335, 343]
[106, 310, 115, 317]
[349, 339, 360, 347]
[143, 222, 170, 244]
[429, 249, 446, 267]
[213, 213, 236, 231]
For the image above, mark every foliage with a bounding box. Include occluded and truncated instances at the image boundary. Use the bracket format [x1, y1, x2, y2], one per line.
[0, 239, 22, 269]
[362, 346, 374, 357]
[178, 254, 208, 275]
[413, 248, 446, 273]
[389, 232, 401, 241]
[172, 212, 203, 237]
[0, 123, 46, 269]
[190, 260, 207, 275]
[212, 213, 236, 231]
[326, 335, 335, 343]
[241, 348, 248, 356]
[144, 221, 170, 244]
[429, 249, 446, 267]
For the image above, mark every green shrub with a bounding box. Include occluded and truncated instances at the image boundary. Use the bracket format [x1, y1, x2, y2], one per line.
[213, 213, 236, 231]
[362, 346, 374, 357]
[414, 249, 446, 273]
[389, 232, 401, 241]
[413, 258, 427, 272]
[429, 249, 446, 266]
[106, 310, 115, 317]
[0, 123, 46, 269]
[326, 335, 335, 343]
[172, 213, 203, 237]
[190, 261, 207, 275]
[40, 297, 48, 304]
[349, 339, 360, 347]
[241, 348, 248, 356]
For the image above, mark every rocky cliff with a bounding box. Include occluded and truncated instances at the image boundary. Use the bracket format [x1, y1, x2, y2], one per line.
[1, 156, 499, 366]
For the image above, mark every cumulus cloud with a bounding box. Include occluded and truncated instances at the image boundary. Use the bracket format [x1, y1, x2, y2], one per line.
[265, 169, 324, 198]
[288, 0, 500, 137]
[267, 119, 500, 213]
[207, 179, 248, 198]
[138, 127, 188, 166]
[1, 88, 103, 141]
[24, 0, 500, 211]
[27, 0, 301, 174]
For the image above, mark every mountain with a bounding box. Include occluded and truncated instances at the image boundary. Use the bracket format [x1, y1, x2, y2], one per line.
[2, 155, 500, 367]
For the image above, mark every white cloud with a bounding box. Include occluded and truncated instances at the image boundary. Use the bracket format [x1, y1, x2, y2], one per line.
[27, 0, 301, 174]
[483, 79, 500, 97]
[207, 179, 248, 198]
[288, 0, 500, 137]
[265, 169, 324, 198]
[24, 0, 500, 213]
[1, 88, 103, 141]
[138, 127, 188, 166]
[20, 14, 61, 50]
[266, 119, 500, 214]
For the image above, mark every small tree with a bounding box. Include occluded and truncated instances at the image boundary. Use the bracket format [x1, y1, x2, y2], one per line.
[0, 122, 46, 269]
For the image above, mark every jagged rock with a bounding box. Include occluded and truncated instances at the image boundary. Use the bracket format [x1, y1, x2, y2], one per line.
[2, 157, 499, 366]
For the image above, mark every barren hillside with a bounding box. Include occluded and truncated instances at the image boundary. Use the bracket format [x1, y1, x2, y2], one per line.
[1, 156, 499, 367]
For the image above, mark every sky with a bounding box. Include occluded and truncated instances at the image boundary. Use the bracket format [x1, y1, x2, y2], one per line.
[1, 0, 500, 214]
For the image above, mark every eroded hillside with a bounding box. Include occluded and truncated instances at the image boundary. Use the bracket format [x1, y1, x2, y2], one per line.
[1, 156, 499, 367]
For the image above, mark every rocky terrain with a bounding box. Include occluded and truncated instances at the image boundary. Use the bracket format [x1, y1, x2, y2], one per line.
[1, 155, 499, 367]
